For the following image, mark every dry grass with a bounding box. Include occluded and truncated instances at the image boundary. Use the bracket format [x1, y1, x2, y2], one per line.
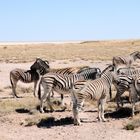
[0, 39, 140, 63]
[0, 97, 38, 113]
[124, 114, 140, 130]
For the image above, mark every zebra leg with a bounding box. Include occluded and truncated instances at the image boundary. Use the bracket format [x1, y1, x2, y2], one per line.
[98, 98, 107, 122]
[11, 81, 19, 98]
[72, 102, 81, 125]
[40, 93, 47, 113]
[33, 81, 37, 97]
[71, 92, 81, 125]
[100, 98, 107, 122]
[40, 86, 50, 113]
[51, 90, 54, 97]
[60, 94, 67, 111]
[98, 100, 102, 121]
[115, 90, 124, 110]
[46, 92, 55, 112]
[40, 87, 55, 113]
[129, 86, 137, 117]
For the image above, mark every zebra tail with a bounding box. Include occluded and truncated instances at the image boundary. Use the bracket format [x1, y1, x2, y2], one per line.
[38, 82, 41, 100]
[10, 72, 14, 87]
[109, 87, 112, 100]
[135, 78, 140, 96]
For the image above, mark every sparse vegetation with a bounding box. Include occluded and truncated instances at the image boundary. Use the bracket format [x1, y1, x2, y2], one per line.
[0, 39, 140, 63]
[124, 116, 140, 130]
[0, 40, 140, 139]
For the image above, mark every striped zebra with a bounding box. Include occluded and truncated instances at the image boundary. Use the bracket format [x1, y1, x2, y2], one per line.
[71, 65, 115, 125]
[10, 58, 50, 98]
[10, 69, 39, 98]
[113, 74, 133, 108]
[37, 68, 101, 113]
[115, 75, 139, 117]
[129, 78, 139, 116]
[113, 51, 140, 70]
[135, 75, 140, 94]
[116, 67, 140, 105]
[30, 57, 101, 107]
[114, 68, 140, 116]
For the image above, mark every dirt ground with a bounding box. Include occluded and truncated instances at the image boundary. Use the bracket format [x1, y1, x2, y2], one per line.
[0, 59, 140, 140]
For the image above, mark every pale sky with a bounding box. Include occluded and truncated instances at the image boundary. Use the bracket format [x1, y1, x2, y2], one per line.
[0, 0, 140, 42]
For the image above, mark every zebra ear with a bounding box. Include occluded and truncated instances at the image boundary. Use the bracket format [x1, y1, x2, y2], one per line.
[44, 60, 49, 64]
[36, 57, 40, 61]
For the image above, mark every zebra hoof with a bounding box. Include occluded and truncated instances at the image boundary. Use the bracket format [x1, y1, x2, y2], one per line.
[74, 121, 81, 126]
[13, 95, 20, 98]
[40, 109, 45, 113]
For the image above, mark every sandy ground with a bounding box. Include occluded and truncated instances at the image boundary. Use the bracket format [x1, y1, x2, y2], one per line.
[0, 59, 140, 140]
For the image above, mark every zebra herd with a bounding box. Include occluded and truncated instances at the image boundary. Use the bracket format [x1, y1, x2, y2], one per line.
[9, 51, 140, 125]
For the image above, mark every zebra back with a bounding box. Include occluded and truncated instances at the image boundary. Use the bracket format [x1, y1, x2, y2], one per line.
[10, 68, 39, 83]
[50, 66, 90, 75]
[112, 51, 140, 70]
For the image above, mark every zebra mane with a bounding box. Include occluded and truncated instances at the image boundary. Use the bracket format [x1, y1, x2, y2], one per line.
[101, 65, 114, 75]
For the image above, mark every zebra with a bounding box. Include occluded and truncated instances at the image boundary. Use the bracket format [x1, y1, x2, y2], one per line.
[10, 68, 39, 98]
[10, 58, 50, 98]
[37, 68, 101, 113]
[116, 67, 140, 106]
[30, 57, 101, 107]
[112, 51, 140, 70]
[113, 74, 133, 108]
[71, 65, 115, 125]
[115, 75, 139, 117]
[113, 67, 140, 116]
[135, 75, 140, 94]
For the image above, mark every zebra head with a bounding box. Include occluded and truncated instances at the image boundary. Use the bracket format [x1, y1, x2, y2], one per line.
[130, 51, 140, 59]
[30, 58, 50, 75]
[116, 67, 134, 75]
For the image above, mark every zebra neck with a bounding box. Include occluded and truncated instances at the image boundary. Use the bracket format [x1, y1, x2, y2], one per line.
[102, 72, 112, 86]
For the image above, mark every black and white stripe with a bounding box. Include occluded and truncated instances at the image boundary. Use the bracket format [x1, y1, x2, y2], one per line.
[113, 74, 133, 108]
[10, 58, 50, 98]
[72, 65, 115, 125]
[113, 51, 140, 70]
[10, 68, 39, 98]
[30, 57, 101, 105]
[38, 68, 101, 113]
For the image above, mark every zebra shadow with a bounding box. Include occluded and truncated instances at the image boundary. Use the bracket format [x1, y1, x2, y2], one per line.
[0, 96, 15, 100]
[36, 105, 67, 113]
[37, 117, 74, 128]
[15, 108, 30, 113]
[105, 107, 139, 119]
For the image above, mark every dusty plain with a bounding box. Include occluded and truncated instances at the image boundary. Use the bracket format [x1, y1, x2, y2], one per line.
[0, 40, 140, 140]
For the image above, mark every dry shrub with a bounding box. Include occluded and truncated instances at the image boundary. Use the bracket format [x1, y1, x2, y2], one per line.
[124, 113, 140, 130]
